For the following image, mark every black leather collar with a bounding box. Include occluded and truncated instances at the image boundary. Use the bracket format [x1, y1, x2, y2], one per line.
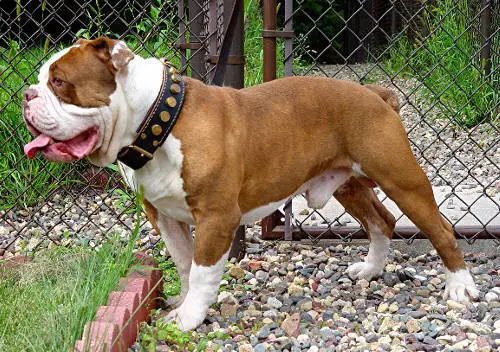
[117, 63, 185, 170]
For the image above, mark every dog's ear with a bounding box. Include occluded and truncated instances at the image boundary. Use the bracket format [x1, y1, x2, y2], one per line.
[88, 37, 134, 71]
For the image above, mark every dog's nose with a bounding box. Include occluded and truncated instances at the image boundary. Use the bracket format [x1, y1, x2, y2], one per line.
[23, 88, 38, 102]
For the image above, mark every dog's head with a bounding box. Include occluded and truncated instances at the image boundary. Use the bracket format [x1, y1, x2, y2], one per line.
[23, 37, 134, 166]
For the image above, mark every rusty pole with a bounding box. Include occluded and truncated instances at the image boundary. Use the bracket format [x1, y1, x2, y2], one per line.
[223, 0, 245, 88]
[188, 0, 206, 80]
[480, 0, 492, 77]
[225, 0, 246, 260]
[263, 0, 277, 82]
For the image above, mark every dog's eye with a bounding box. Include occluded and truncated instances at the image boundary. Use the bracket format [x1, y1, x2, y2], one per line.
[52, 77, 65, 88]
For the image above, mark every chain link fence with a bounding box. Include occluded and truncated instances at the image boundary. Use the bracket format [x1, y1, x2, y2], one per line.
[261, 0, 499, 244]
[0, 0, 228, 257]
[0, 0, 498, 258]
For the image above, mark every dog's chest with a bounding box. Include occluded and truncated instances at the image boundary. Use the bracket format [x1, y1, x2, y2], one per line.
[118, 135, 194, 224]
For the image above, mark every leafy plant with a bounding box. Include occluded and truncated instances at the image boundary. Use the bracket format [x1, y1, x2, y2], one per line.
[138, 321, 197, 352]
[75, 0, 114, 39]
[158, 258, 181, 298]
[385, 0, 498, 126]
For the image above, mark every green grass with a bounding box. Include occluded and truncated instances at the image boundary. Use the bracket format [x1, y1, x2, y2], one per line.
[244, 0, 266, 87]
[385, 0, 498, 127]
[0, 193, 144, 351]
[0, 240, 136, 351]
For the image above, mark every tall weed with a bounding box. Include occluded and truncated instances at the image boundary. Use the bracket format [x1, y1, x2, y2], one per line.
[385, 0, 498, 126]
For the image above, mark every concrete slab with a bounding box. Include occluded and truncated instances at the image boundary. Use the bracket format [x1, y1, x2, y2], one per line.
[289, 186, 499, 230]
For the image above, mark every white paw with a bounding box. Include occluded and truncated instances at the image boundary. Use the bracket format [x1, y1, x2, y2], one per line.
[347, 261, 384, 281]
[162, 302, 206, 331]
[444, 269, 479, 302]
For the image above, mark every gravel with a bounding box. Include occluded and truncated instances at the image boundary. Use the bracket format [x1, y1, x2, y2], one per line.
[143, 231, 499, 352]
[0, 190, 160, 257]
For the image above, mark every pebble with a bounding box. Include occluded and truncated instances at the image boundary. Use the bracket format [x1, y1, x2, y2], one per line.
[378, 303, 389, 313]
[267, 297, 283, 309]
[485, 291, 498, 302]
[229, 266, 246, 279]
[253, 343, 267, 352]
[239, 344, 253, 352]
[288, 283, 304, 296]
[447, 299, 468, 310]
[407, 318, 421, 333]
[257, 326, 271, 340]
[281, 313, 301, 338]
[296, 334, 311, 349]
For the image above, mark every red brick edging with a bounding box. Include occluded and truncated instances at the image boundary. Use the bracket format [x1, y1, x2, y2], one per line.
[73, 252, 162, 352]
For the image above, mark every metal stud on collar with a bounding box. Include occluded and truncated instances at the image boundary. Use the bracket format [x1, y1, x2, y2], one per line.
[166, 97, 177, 107]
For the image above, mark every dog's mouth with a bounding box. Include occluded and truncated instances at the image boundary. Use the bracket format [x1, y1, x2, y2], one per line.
[24, 124, 99, 162]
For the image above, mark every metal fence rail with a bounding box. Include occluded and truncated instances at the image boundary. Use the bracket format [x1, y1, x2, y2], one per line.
[261, 0, 499, 244]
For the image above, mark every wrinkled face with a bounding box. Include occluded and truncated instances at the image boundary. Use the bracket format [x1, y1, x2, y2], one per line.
[23, 37, 133, 163]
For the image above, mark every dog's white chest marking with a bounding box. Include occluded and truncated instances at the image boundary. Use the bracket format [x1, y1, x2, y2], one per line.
[119, 134, 194, 224]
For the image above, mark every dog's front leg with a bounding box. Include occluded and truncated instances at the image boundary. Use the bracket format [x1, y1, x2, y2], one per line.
[157, 213, 193, 307]
[144, 200, 194, 306]
[163, 208, 240, 331]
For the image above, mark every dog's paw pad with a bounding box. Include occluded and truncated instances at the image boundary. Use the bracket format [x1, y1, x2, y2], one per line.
[346, 261, 383, 281]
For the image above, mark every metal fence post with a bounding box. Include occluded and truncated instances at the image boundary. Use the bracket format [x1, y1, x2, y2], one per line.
[480, 0, 492, 77]
[263, 0, 277, 81]
[223, 0, 245, 88]
[283, 0, 293, 76]
[260, 0, 295, 241]
[188, 0, 207, 80]
[223, 0, 246, 260]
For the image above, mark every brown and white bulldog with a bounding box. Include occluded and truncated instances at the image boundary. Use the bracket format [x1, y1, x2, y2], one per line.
[22, 37, 479, 331]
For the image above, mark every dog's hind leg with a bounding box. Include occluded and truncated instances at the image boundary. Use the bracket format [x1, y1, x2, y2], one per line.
[334, 177, 396, 281]
[349, 123, 479, 302]
[144, 200, 193, 307]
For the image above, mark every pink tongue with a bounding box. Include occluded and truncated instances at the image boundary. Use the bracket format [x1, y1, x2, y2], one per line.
[23, 127, 99, 161]
[24, 134, 52, 159]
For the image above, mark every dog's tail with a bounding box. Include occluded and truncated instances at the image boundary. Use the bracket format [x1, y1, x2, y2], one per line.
[364, 84, 400, 114]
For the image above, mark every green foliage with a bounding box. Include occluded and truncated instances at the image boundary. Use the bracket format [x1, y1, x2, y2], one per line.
[385, 0, 498, 126]
[137, 316, 232, 351]
[245, 0, 307, 86]
[158, 258, 181, 298]
[290, 0, 344, 63]
[0, 236, 138, 351]
[244, 0, 266, 86]
[138, 321, 197, 352]
[0, 188, 143, 351]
